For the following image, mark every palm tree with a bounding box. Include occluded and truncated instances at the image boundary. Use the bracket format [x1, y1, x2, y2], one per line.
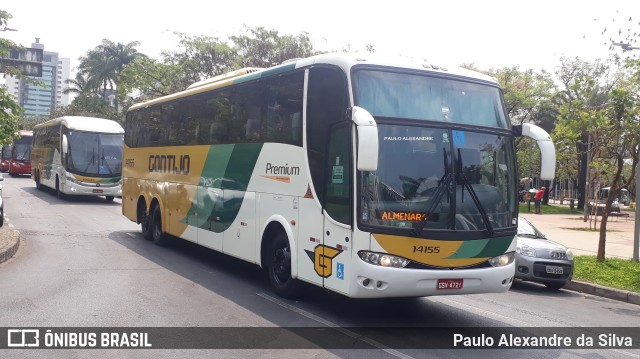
[78, 39, 146, 111]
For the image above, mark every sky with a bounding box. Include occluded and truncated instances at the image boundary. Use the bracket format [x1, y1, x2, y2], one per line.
[3, 0, 640, 77]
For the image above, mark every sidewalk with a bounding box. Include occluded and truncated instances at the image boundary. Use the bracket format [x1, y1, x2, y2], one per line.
[0, 227, 20, 265]
[519, 210, 637, 260]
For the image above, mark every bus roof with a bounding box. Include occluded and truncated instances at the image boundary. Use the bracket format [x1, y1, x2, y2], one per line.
[34, 116, 124, 134]
[128, 53, 500, 111]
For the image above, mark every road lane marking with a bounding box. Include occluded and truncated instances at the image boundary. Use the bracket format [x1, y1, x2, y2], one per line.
[430, 296, 532, 327]
[257, 292, 414, 359]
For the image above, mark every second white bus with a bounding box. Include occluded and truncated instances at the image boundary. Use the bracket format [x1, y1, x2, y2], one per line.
[31, 116, 124, 201]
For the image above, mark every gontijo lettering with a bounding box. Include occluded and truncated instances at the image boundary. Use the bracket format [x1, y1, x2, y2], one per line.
[148, 155, 190, 174]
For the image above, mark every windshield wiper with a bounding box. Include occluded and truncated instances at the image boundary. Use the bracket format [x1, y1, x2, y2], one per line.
[412, 148, 452, 235]
[456, 149, 494, 236]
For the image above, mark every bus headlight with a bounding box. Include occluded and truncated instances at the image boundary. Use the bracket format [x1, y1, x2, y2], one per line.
[358, 251, 410, 268]
[489, 253, 514, 267]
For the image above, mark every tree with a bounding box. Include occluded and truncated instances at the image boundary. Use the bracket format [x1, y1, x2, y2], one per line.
[118, 27, 321, 109]
[77, 39, 145, 111]
[555, 56, 640, 261]
[0, 10, 24, 144]
[230, 26, 317, 68]
[554, 56, 617, 210]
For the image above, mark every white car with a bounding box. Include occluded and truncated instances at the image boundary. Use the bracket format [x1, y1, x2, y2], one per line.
[515, 216, 574, 290]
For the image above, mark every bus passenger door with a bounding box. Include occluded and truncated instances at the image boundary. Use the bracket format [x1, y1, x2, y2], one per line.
[322, 124, 353, 295]
[222, 189, 256, 262]
[296, 192, 324, 287]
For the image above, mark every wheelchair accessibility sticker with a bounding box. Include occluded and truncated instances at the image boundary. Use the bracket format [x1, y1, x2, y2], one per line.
[337, 263, 344, 280]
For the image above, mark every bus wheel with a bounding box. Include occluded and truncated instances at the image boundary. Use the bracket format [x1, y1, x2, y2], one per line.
[267, 232, 303, 299]
[105, 196, 115, 202]
[55, 177, 65, 199]
[139, 206, 153, 240]
[35, 173, 41, 190]
[151, 206, 171, 246]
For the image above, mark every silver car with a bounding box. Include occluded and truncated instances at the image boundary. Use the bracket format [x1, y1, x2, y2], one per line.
[515, 216, 574, 290]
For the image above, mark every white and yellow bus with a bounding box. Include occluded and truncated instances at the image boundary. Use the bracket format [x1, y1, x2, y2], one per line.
[32, 116, 124, 201]
[122, 54, 555, 299]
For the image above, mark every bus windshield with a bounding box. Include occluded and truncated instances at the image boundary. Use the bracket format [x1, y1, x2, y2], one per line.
[359, 124, 516, 233]
[353, 69, 510, 129]
[13, 143, 31, 161]
[67, 131, 123, 176]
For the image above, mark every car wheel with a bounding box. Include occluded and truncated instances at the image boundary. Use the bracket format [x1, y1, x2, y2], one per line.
[267, 232, 303, 299]
[151, 205, 171, 246]
[544, 281, 566, 291]
[0, 209, 4, 227]
[105, 196, 115, 202]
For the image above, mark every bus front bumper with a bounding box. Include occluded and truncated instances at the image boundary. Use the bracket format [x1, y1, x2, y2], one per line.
[63, 182, 122, 197]
[347, 258, 515, 298]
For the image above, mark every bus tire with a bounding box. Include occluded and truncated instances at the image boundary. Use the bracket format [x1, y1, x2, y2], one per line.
[34, 172, 41, 190]
[139, 206, 153, 240]
[105, 196, 115, 202]
[151, 205, 171, 246]
[55, 177, 65, 199]
[266, 232, 303, 299]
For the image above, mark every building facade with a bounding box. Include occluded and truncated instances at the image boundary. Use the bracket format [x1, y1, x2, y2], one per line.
[5, 38, 70, 118]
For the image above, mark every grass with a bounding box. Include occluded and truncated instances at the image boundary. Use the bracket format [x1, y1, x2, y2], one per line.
[519, 203, 584, 215]
[573, 256, 640, 293]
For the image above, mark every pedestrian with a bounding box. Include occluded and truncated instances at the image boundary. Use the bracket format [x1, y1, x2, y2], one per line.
[534, 187, 545, 214]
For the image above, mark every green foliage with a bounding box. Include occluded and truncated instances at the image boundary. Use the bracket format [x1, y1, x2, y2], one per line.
[0, 10, 25, 143]
[118, 26, 320, 111]
[230, 26, 317, 68]
[0, 87, 23, 144]
[573, 256, 640, 293]
[77, 39, 146, 110]
[518, 204, 583, 215]
[117, 57, 186, 105]
[51, 96, 122, 124]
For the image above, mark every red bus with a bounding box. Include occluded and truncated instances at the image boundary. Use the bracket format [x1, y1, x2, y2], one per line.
[0, 145, 10, 172]
[8, 130, 33, 177]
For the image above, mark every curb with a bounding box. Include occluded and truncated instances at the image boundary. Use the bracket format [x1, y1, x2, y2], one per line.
[0, 228, 20, 265]
[565, 280, 640, 306]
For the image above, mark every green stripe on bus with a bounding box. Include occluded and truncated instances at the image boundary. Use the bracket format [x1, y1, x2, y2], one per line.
[474, 236, 513, 258]
[185, 143, 264, 233]
[445, 236, 513, 259]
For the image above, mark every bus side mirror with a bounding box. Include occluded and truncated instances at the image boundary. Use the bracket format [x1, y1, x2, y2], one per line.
[513, 123, 556, 180]
[62, 135, 68, 155]
[351, 106, 378, 172]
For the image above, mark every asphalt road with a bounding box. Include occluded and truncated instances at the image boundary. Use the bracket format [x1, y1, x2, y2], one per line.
[0, 175, 639, 359]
